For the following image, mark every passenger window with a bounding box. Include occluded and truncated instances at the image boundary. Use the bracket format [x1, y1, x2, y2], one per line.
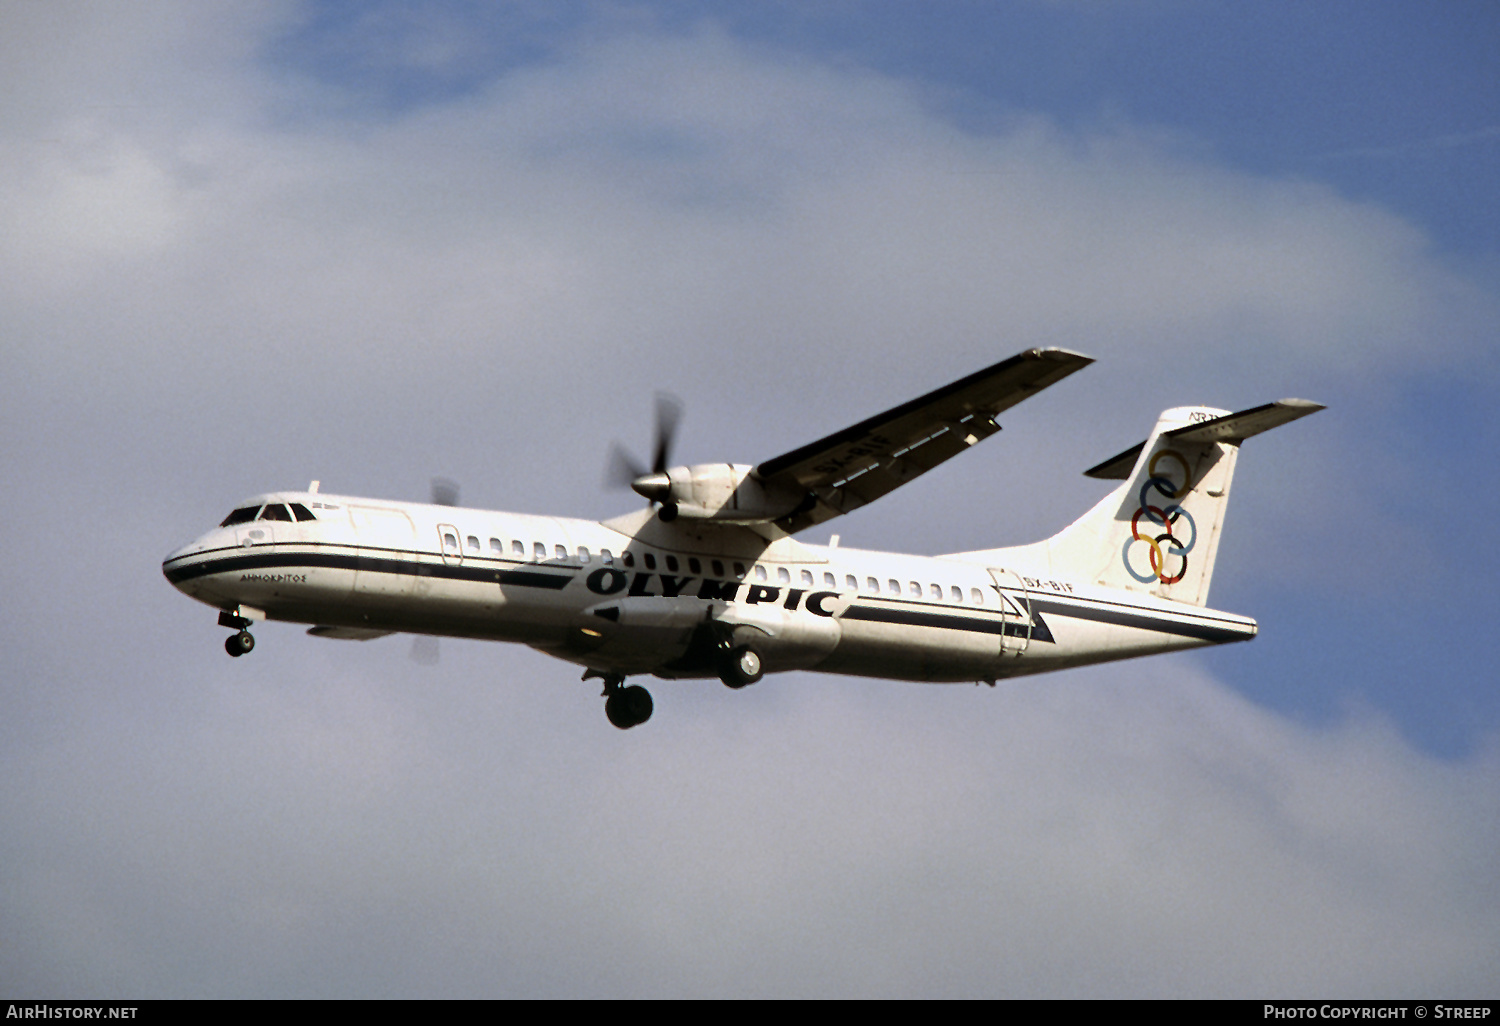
[931, 584, 943, 600]
[289, 503, 317, 522]
[601, 549, 613, 565]
[467, 536, 480, 553]
[444, 532, 460, 554]
[665, 555, 679, 572]
[801, 569, 815, 586]
[623, 552, 636, 568]
[556, 544, 567, 560]
[689, 557, 702, 575]
[490, 538, 503, 554]
[534, 542, 546, 560]
[888, 579, 901, 594]
[578, 546, 591, 563]
[512, 540, 525, 556]
[712, 560, 725, 577]
[866, 577, 879, 593]
[644, 553, 657, 570]
[909, 581, 921, 597]
[824, 572, 836, 587]
[258, 504, 293, 522]
[971, 588, 984, 605]
[846, 575, 858, 590]
[733, 563, 746, 580]
[778, 567, 791, 584]
[220, 506, 260, 527]
[952, 586, 963, 602]
[754, 565, 768, 581]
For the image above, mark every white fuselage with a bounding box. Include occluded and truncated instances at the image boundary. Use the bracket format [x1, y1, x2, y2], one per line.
[163, 490, 1257, 685]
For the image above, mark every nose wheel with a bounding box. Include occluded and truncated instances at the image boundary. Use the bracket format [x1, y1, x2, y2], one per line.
[225, 630, 255, 657]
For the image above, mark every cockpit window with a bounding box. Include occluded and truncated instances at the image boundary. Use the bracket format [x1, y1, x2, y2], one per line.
[289, 503, 317, 522]
[258, 504, 293, 522]
[220, 506, 261, 527]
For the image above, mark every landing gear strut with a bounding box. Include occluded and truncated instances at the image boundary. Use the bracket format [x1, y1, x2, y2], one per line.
[219, 610, 254, 658]
[589, 672, 654, 730]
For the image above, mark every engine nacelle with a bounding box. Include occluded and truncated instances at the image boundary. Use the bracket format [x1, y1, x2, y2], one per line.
[631, 463, 808, 524]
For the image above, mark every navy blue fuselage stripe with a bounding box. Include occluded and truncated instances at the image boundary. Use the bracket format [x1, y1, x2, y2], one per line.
[842, 604, 1056, 643]
[164, 552, 1251, 642]
[1025, 597, 1253, 642]
[844, 597, 1250, 644]
[163, 550, 571, 590]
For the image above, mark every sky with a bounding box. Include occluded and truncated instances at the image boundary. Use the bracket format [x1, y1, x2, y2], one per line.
[2, 0, 1497, 999]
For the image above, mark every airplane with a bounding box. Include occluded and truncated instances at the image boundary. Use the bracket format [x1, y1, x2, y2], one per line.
[162, 348, 1322, 729]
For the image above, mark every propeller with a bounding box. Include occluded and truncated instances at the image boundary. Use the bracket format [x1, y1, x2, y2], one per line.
[606, 392, 682, 504]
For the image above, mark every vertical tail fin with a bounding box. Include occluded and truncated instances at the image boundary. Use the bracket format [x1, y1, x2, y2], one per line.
[1040, 400, 1323, 606]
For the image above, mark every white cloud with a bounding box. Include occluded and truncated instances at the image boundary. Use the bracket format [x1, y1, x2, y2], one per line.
[4, 655, 1496, 996]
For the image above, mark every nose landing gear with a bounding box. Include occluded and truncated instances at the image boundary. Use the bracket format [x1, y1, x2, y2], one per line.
[219, 610, 255, 658]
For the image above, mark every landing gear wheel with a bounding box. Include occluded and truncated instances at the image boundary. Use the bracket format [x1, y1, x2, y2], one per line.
[604, 694, 631, 729]
[225, 630, 255, 657]
[720, 644, 763, 689]
[605, 684, 653, 729]
[623, 684, 652, 725]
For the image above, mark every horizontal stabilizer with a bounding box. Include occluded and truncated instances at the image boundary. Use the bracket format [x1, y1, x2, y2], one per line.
[1084, 399, 1324, 479]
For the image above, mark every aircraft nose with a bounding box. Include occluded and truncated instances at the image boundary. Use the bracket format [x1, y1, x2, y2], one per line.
[162, 545, 188, 584]
[161, 536, 208, 588]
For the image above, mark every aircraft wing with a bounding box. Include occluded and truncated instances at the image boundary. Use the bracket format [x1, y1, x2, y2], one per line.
[757, 347, 1093, 534]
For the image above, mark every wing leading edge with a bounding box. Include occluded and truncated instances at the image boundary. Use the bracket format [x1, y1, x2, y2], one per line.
[758, 347, 1094, 534]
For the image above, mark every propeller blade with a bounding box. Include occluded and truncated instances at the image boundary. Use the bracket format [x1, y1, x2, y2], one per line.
[606, 443, 648, 490]
[652, 392, 683, 475]
[605, 393, 686, 503]
[431, 477, 461, 507]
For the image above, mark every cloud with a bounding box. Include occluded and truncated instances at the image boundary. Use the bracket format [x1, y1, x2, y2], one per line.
[5, 22, 1486, 384]
[4, 654, 1496, 997]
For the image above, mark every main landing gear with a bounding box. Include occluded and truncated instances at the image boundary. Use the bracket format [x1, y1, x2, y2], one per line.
[219, 611, 255, 658]
[587, 671, 654, 730]
[719, 643, 764, 689]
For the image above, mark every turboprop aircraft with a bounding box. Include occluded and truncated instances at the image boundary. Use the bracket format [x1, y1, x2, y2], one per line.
[162, 348, 1322, 729]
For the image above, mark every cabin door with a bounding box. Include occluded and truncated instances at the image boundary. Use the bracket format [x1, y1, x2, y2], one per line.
[988, 568, 1031, 658]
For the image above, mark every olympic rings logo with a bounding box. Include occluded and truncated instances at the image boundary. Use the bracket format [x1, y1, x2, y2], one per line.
[1122, 448, 1198, 585]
